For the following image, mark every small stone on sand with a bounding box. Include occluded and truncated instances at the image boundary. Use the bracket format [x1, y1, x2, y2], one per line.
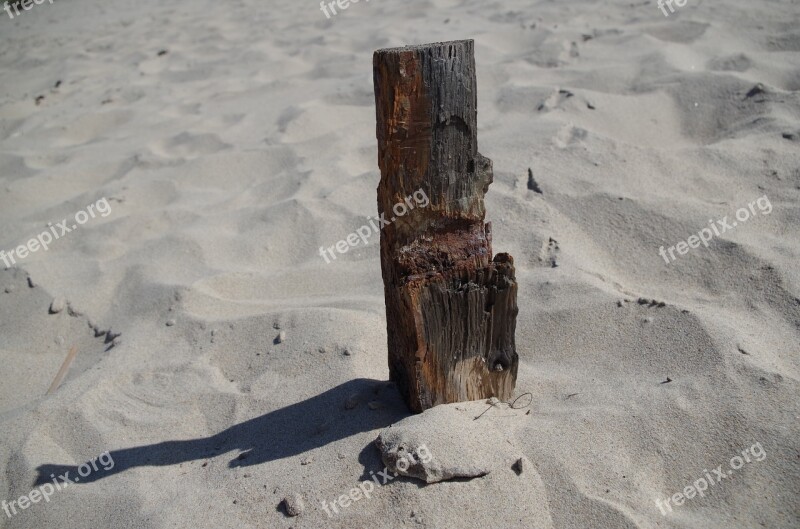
[50, 297, 66, 314]
[376, 405, 495, 483]
[281, 493, 304, 517]
[166, 319, 176, 326]
[512, 457, 528, 475]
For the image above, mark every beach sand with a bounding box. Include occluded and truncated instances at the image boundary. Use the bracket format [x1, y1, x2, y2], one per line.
[0, 0, 798, 527]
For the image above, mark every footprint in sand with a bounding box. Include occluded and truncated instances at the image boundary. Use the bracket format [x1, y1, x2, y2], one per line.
[645, 21, 709, 43]
[707, 53, 752, 72]
[539, 237, 560, 268]
[555, 125, 588, 148]
[149, 132, 230, 160]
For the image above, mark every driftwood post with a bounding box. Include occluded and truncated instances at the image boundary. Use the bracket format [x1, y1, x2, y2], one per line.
[373, 40, 519, 413]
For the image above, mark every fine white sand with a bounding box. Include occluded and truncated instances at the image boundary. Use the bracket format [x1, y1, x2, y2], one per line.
[1, 0, 799, 527]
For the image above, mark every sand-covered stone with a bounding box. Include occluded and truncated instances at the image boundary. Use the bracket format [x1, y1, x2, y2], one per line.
[280, 493, 304, 517]
[375, 402, 518, 483]
[49, 297, 66, 314]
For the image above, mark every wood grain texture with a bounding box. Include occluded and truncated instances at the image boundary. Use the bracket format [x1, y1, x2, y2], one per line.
[373, 40, 519, 413]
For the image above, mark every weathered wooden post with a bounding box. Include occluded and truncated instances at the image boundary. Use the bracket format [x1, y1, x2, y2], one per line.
[373, 40, 519, 413]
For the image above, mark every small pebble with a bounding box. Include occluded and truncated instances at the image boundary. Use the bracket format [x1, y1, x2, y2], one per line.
[50, 297, 66, 314]
[166, 319, 176, 327]
[300, 457, 313, 465]
[512, 457, 527, 475]
[281, 493, 304, 517]
[342, 348, 351, 356]
[277, 330, 286, 343]
[487, 397, 501, 406]
[5, 285, 14, 293]
[367, 400, 384, 410]
[55, 336, 65, 345]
